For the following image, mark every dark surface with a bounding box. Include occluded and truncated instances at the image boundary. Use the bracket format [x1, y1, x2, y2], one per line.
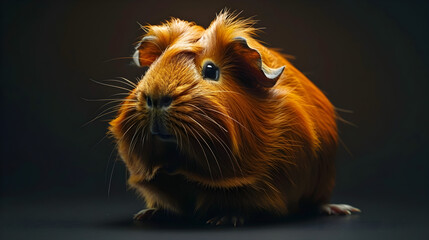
[1, 194, 428, 240]
[1, 0, 428, 239]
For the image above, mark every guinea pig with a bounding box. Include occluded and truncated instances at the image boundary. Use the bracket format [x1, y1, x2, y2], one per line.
[108, 11, 360, 226]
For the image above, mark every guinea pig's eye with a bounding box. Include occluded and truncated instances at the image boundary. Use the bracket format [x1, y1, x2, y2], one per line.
[202, 62, 220, 81]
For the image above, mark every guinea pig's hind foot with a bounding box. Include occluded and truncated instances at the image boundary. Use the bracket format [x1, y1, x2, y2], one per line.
[206, 215, 245, 227]
[320, 204, 361, 215]
[133, 208, 159, 221]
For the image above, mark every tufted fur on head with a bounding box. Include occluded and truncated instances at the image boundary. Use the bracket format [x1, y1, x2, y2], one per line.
[109, 10, 338, 216]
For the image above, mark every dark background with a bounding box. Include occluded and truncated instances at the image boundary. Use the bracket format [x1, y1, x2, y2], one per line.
[1, 0, 428, 239]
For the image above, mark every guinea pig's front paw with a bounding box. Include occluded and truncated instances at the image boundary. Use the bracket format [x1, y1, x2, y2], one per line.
[320, 204, 361, 215]
[133, 208, 160, 221]
[206, 215, 245, 227]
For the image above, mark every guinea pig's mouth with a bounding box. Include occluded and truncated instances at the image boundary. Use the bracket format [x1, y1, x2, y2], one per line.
[161, 162, 180, 175]
[153, 133, 176, 142]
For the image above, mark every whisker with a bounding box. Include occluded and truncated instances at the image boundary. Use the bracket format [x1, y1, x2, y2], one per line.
[89, 101, 136, 119]
[187, 125, 213, 181]
[172, 108, 243, 177]
[107, 154, 118, 197]
[171, 126, 182, 151]
[82, 98, 137, 102]
[203, 107, 260, 141]
[338, 135, 353, 157]
[187, 116, 223, 179]
[90, 76, 138, 197]
[334, 107, 354, 114]
[103, 56, 135, 63]
[121, 113, 142, 129]
[110, 92, 134, 97]
[82, 104, 136, 127]
[132, 122, 147, 157]
[91, 134, 108, 150]
[90, 79, 134, 93]
[184, 104, 228, 132]
[105, 138, 120, 186]
[140, 125, 147, 149]
[97, 103, 136, 116]
[179, 122, 190, 148]
[103, 78, 136, 90]
[179, 122, 191, 170]
[116, 117, 140, 158]
[192, 116, 241, 177]
[336, 116, 357, 128]
[118, 77, 138, 88]
[128, 121, 143, 157]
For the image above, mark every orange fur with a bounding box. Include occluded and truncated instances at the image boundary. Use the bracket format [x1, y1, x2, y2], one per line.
[109, 11, 338, 220]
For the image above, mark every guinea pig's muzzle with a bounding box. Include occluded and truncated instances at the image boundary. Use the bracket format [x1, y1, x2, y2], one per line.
[147, 95, 176, 142]
[150, 117, 175, 141]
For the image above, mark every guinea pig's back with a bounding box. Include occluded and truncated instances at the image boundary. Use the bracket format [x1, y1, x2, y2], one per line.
[271, 51, 338, 207]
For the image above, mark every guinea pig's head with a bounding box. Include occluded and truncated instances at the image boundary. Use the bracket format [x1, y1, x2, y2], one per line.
[109, 12, 285, 184]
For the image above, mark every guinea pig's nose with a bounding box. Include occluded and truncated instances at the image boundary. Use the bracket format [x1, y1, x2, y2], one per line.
[146, 96, 153, 108]
[159, 96, 172, 107]
[146, 96, 172, 108]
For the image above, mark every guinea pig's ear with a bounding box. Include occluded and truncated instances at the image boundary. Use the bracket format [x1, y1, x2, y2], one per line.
[132, 35, 161, 67]
[230, 37, 285, 88]
[133, 19, 204, 67]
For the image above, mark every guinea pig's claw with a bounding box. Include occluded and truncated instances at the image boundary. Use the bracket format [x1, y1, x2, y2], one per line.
[206, 215, 244, 227]
[133, 208, 159, 221]
[320, 204, 361, 215]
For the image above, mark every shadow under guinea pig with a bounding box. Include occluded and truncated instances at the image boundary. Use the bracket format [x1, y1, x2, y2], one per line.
[100, 211, 329, 231]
